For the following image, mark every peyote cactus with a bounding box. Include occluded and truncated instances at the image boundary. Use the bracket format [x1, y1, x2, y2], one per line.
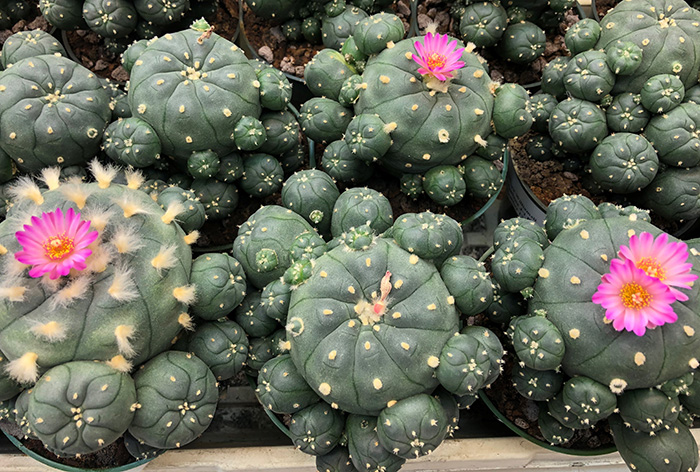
[0, 30, 66, 69]
[492, 194, 700, 472]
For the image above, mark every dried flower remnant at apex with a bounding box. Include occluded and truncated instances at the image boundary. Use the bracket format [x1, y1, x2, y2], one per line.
[14, 208, 99, 280]
[412, 32, 466, 82]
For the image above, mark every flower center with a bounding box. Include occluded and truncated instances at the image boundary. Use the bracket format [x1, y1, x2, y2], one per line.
[427, 52, 447, 69]
[636, 257, 666, 281]
[620, 283, 651, 309]
[43, 235, 75, 261]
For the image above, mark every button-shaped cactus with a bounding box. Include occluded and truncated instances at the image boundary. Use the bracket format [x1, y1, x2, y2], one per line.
[641, 166, 700, 221]
[40, 0, 86, 30]
[121, 39, 149, 74]
[494, 217, 549, 250]
[488, 284, 525, 324]
[476, 134, 508, 160]
[246, 335, 276, 373]
[187, 150, 221, 179]
[102, 117, 161, 168]
[256, 67, 292, 111]
[256, 354, 320, 414]
[346, 415, 406, 472]
[460, 156, 502, 199]
[129, 351, 218, 449]
[493, 83, 533, 138]
[440, 255, 493, 316]
[391, 211, 462, 265]
[234, 291, 279, 338]
[338, 74, 363, 107]
[315, 446, 355, 472]
[544, 194, 601, 240]
[564, 18, 601, 55]
[640, 73, 684, 114]
[300, 98, 353, 144]
[215, 152, 244, 183]
[606, 93, 649, 133]
[258, 109, 300, 155]
[187, 319, 249, 381]
[133, 0, 188, 25]
[27, 361, 136, 455]
[538, 407, 574, 445]
[459, 2, 507, 48]
[330, 187, 392, 237]
[190, 253, 247, 320]
[290, 230, 328, 263]
[0, 30, 66, 68]
[344, 113, 393, 163]
[289, 402, 344, 456]
[260, 279, 292, 323]
[156, 186, 206, 234]
[589, 133, 659, 194]
[0, 55, 111, 172]
[604, 40, 643, 76]
[399, 174, 423, 200]
[510, 315, 565, 371]
[282, 170, 340, 236]
[123, 432, 162, 460]
[563, 51, 615, 102]
[618, 388, 680, 433]
[529, 93, 558, 133]
[376, 393, 448, 459]
[437, 330, 500, 396]
[353, 12, 404, 56]
[541, 57, 570, 99]
[512, 364, 563, 401]
[560, 376, 617, 428]
[240, 153, 284, 197]
[497, 21, 545, 64]
[422, 165, 466, 206]
[492, 238, 545, 293]
[644, 103, 700, 168]
[191, 178, 239, 220]
[82, 0, 137, 39]
[234, 116, 267, 152]
[322, 139, 373, 184]
[305, 49, 358, 101]
[321, 6, 368, 50]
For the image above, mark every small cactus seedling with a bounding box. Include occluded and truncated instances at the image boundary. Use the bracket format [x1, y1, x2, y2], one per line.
[346, 415, 406, 472]
[188, 320, 249, 381]
[82, 0, 138, 39]
[564, 18, 601, 55]
[40, 0, 86, 30]
[496, 21, 546, 65]
[511, 364, 563, 401]
[606, 93, 649, 133]
[240, 154, 284, 198]
[289, 402, 345, 455]
[256, 354, 320, 414]
[459, 2, 508, 48]
[102, 117, 161, 168]
[0, 30, 66, 68]
[315, 446, 355, 472]
[391, 211, 462, 265]
[330, 187, 393, 237]
[562, 50, 615, 102]
[233, 291, 279, 339]
[440, 255, 494, 316]
[640, 74, 685, 114]
[281, 170, 340, 236]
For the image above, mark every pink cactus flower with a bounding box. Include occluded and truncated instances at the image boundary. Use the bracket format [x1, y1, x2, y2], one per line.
[412, 32, 466, 81]
[617, 232, 697, 302]
[14, 208, 99, 280]
[592, 258, 678, 336]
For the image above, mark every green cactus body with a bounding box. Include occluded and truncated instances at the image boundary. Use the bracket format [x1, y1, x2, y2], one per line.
[258, 109, 300, 155]
[27, 361, 136, 455]
[681, 379, 700, 414]
[260, 279, 292, 323]
[0, 147, 15, 184]
[290, 230, 328, 262]
[538, 407, 574, 445]
[511, 364, 563, 401]
[129, 351, 218, 449]
[526, 135, 554, 161]
[541, 57, 570, 99]
[257, 67, 292, 111]
[133, 0, 188, 25]
[422, 165, 466, 206]
[82, 0, 137, 39]
[321, 6, 368, 49]
[547, 393, 583, 429]
[322, 139, 374, 184]
[121, 39, 149, 74]
[487, 284, 525, 323]
[338, 74, 363, 107]
[284, 258, 315, 286]
[596, 0, 700, 93]
[492, 238, 544, 293]
[564, 18, 601, 55]
[0, 30, 66, 69]
[190, 178, 239, 220]
[461, 156, 502, 199]
[459, 2, 507, 48]
[344, 113, 392, 163]
[283, 19, 302, 41]
[246, 335, 276, 372]
[135, 19, 165, 39]
[354, 35, 495, 173]
[156, 187, 205, 233]
[609, 415, 699, 472]
[560, 376, 618, 428]
[644, 103, 700, 168]
[548, 98, 607, 153]
[234, 116, 267, 152]
[606, 93, 649, 133]
[562, 51, 615, 102]
[399, 173, 423, 199]
[510, 315, 565, 370]
[256, 354, 320, 414]
[604, 40, 643, 77]
[589, 133, 659, 194]
[529, 93, 557, 133]
[190, 253, 247, 320]
[300, 97, 353, 144]
[476, 134, 508, 160]
[346, 415, 406, 472]
[640, 73, 684, 114]
[270, 328, 290, 356]
[617, 388, 680, 433]
[128, 28, 261, 160]
[244, 0, 296, 22]
[123, 432, 162, 460]
[306, 49, 358, 101]
[187, 319, 249, 381]
[279, 142, 307, 174]
[233, 205, 315, 288]
[353, 13, 404, 56]
[432, 387, 459, 436]
[641, 166, 700, 221]
[215, 152, 245, 183]
[14, 388, 33, 438]
[315, 446, 355, 472]
[684, 84, 700, 104]
[376, 394, 447, 459]
[544, 195, 601, 240]
[40, 0, 86, 29]
[111, 92, 131, 119]
[289, 402, 345, 455]
[530, 216, 700, 390]
[234, 291, 279, 338]
[102, 118, 161, 168]
[493, 83, 533, 138]
[437, 329, 502, 396]
[341, 36, 367, 72]
[288, 238, 459, 415]
[0, 55, 111, 172]
[330, 187, 392, 237]
[0, 356, 20, 401]
[440, 255, 493, 316]
[240, 154, 284, 197]
[497, 21, 545, 64]
[325, 0, 346, 18]
[391, 211, 463, 264]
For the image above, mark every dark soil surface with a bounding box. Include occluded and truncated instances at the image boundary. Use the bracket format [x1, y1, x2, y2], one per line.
[65, 0, 241, 83]
[594, 0, 619, 20]
[0, 1, 52, 46]
[241, 0, 413, 79]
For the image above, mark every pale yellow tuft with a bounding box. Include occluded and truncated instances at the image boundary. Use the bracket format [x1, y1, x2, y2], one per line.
[114, 325, 137, 358]
[9, 177, 44, 205]
[151, 245, 178, 275]
[6, 352, 39, 383]
[39, 167, 61, 191]
[30, 321, 67, 342]
[88, 160, 118, 189]
[173, 285, 196, 305]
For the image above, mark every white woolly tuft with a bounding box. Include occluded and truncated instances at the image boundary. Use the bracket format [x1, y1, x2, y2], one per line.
[9, 177, 44, 206]
[89, 160, 118, 189]
[39, 167, 62, 191]
[107, 266, 139, 302]
[0, 284, 27, 302]
[65, 175, 86, 186]
[3, 256, 28, 279]
[30, 321, 67, 342]
[114, 325, 137, 358]
[124, 169, 146, 190]
[40, 275, 62, 293]
[184, 230, 200, 245]
[465, 42, 477, 54]
[5, 352, 39, 383]
[425, 21, 438, 34]
[50, 276, 91, 309]
[106, 355, 132, 373]
[178, 313, 195, 331]
[110, 225, 145, 254]
[114, 195, 151, 219]
[85, 245, 113, 273]
[82, 205, 113, 233]
[151, 245, 178, 275]
[59, 183, 93, 210]
[172, 285, 196, 305]
[161, 201, 185, 225]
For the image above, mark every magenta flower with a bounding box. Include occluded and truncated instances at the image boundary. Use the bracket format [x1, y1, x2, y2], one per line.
[617, 232, 697, 302]
[14, 208, 99, 279]
[412, 33, 466, 81]
[592, 258, 678, 336]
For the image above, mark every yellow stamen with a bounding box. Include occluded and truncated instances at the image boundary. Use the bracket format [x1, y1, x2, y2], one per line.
[44, 235, 74, 260]
[620, 283, 651, 309]
[427, 52, 447, 69]
[636, 258, 666, 281]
